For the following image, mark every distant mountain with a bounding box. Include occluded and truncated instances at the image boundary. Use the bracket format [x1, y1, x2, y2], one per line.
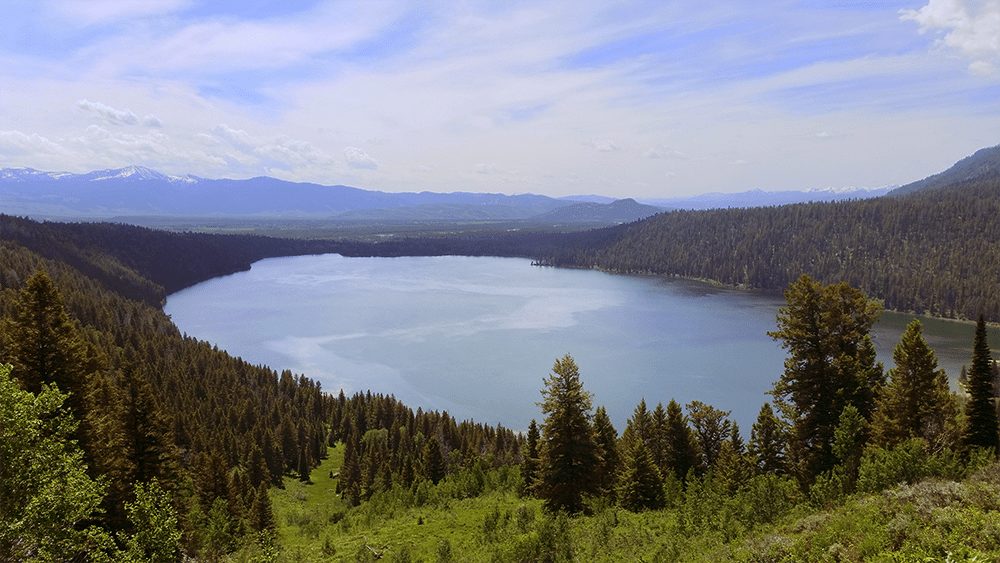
[559, 194, 619, 204]
[533, 198, 663, 224]
[0, 166, 581, 221]
[889, 144, 1000, 196]
[639, 187, 892, 210]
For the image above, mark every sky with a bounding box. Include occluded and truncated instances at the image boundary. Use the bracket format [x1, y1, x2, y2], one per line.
[1, 0, 999, 198]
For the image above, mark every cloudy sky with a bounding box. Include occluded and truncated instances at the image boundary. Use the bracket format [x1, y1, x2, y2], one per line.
[1, 0, 999, 197]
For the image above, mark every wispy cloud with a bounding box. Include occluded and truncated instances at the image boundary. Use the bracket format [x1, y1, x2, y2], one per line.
[1, 1, 998, 196]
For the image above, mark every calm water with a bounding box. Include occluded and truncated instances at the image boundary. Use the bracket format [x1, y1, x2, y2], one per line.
[165, 255, 995, 431]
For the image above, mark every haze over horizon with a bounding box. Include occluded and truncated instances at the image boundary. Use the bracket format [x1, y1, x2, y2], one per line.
[2, 1, 1000, 198]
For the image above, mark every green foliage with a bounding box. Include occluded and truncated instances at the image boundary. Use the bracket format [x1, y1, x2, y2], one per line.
[520, 419, 540, 496]
[769, 275, 883, 485]
[119, 479, 182, 562]
[748, 403, 787, 475]
[617, 441, 665, 512]
[0, 364, 112, 560]
[872, 319, 959, 450]
[592, 407, 619, 498]
[664, 399, 699, 482]
[537, 354, 599, 513]
[964, 316, 999, 453]
[686, 400, 732, 470]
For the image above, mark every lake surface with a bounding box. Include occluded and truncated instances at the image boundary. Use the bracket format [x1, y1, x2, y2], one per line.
[165, 255, 994, 431]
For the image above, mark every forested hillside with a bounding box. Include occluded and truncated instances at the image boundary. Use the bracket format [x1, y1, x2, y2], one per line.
[0, 218, 521, 560]
[519, 174, 1000, 321]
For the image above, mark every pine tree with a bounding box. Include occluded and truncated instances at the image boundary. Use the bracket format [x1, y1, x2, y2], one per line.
[686, 400, 732, 470]
[963, 315, 1000, 453]
[520, 420, 540, 495]
[649, 402, 669, 476]
[0, 271, 88, 404]
[423, 435, 446, 485]
[536, 354, 599, 512]
[663, 399, 698, 481]
[617, 441, 665, 511]
[871, 319, 957, 449]
[769, 275, 883, 484]
[250, 482, 275, 532]
[831, 405, 867, 492]
[748, 403, 786, 475]
[592, 406, 619, 498]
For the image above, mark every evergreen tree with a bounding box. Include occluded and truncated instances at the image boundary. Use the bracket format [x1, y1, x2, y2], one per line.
[649, 402, 669, 476]
[423, 435, 446, 485]
[769, 275, 883, 484]
[663, 399, 699, 481]
[871, 319, 957, 449]
[520, 420, 540, 495]
[592, 406, 620, 498]
[621, 399, 652, 450]
[617, 441, 665, 511]
[963, 315, 1000, 453]
[250, 482, 275, 532]
[831, 405, 867, 492]
[748, 403, 787, 475]
[0, 270, 88, 404]
[536, 354, 599, 512]
[686, 400, 732, 470]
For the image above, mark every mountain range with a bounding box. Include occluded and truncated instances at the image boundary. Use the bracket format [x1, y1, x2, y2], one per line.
[0, 165, 661, 225]
[4, 144, 999, 224]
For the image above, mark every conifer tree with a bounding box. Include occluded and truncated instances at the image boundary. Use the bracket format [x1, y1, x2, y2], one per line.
[593, 406, 620, 498]
[520, 420, 540, 495]
[748, 403, 787, 475]
[964, 315, 999, 453]
[621, 399, 652, 449]
[871, 319, 957, 449]
[423, 435, 446, 485]
[686, 400, 732, 470]
[831, 405, 867, 492]
[250, 482, 275, 532]
[663, 399, 699, 481]
[769, 275, 883, 484]
[617, 441, 665, 512]
[536, 354, 599, 512]
[1, 270, 88, 404]
[650, 402, 669, 476]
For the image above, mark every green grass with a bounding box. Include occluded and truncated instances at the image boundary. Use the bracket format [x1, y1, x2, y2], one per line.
[261, 450, 1000, 562]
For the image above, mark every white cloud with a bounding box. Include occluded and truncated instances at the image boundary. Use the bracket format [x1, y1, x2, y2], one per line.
[344, 147, 378, 170]
[77, 99, 139, 126]
[643, 146, 687, 159]
[77, 99, 163, 128]
[0, 130, 66, 155]
[586, 139, 621, 153]
[902, 0, 1000, 75]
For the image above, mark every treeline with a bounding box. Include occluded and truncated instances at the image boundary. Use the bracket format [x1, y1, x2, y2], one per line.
[328, 176, 1000, 322]
[520, 275, 999, 526]
[0, 214, 341, 305]
[0, 219, 521, 560]
[537, 178, 1000, 321]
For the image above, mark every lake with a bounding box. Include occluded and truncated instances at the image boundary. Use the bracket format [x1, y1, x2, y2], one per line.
[164, 254, 993, 431]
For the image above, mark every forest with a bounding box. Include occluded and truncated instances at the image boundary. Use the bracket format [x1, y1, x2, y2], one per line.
[3, 166, 1000, 560]
[2, 211, 1000, 561]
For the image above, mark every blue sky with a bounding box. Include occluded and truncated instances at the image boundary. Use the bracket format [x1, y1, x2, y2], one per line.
[0, 0, 998, 197]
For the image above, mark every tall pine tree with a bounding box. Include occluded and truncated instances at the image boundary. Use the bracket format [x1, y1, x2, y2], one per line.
[536, 355, 599, 512]
[963, 315, 999, 453]
[871, 319, 957, 449]
[769, 275, 883, 484]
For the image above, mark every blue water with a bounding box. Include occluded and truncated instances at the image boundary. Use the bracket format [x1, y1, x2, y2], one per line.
[165, 254, 988, 432]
